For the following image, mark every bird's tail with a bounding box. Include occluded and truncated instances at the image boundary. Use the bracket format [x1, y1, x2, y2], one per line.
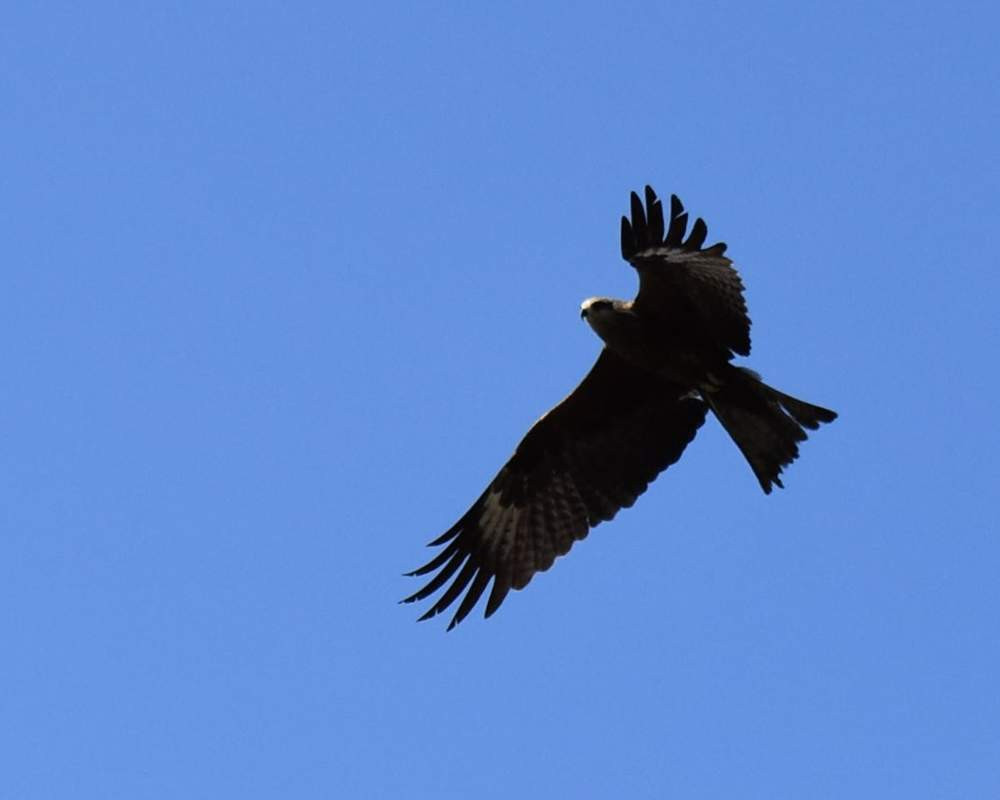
[702, 365, 837, 493]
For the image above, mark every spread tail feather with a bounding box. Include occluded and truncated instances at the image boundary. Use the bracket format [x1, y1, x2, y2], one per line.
[702, 366, 837, 493]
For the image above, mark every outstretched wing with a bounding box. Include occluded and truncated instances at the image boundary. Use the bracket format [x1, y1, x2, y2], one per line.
[621, 186, 752, 358]
[403, 349, 708, 629]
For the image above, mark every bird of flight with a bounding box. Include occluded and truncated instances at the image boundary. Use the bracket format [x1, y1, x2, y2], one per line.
[404, 186, 837, 629]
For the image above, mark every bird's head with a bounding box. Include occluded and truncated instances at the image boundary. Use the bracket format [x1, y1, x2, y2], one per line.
[580, 297, 634, 346]
[580, 297, 615, 321]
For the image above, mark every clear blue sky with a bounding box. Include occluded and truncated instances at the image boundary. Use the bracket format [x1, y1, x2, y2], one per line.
[3, 3, 998, 798]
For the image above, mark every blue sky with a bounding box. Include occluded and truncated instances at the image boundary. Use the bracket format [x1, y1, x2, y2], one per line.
[3, 3, 998, 798]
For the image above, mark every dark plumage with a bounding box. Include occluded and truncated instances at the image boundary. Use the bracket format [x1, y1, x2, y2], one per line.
[405, 187, 837, 629]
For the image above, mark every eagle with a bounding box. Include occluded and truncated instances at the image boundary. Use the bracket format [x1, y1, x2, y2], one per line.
[404, 186, 837, 629]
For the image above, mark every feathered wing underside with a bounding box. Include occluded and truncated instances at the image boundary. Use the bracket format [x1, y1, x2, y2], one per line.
[622, 186, 751, 358]
[403, 349, 708, 629]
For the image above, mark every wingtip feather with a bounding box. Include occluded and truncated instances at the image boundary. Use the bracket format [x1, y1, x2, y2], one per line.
[686, 217, 708, 250]
[621, 215, 635, 259]
[629, 192, 647, 241]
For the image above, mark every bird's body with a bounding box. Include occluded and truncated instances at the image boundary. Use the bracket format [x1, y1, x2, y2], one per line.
[405, 187, 837, 629]
[582, 297, 720, 385]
